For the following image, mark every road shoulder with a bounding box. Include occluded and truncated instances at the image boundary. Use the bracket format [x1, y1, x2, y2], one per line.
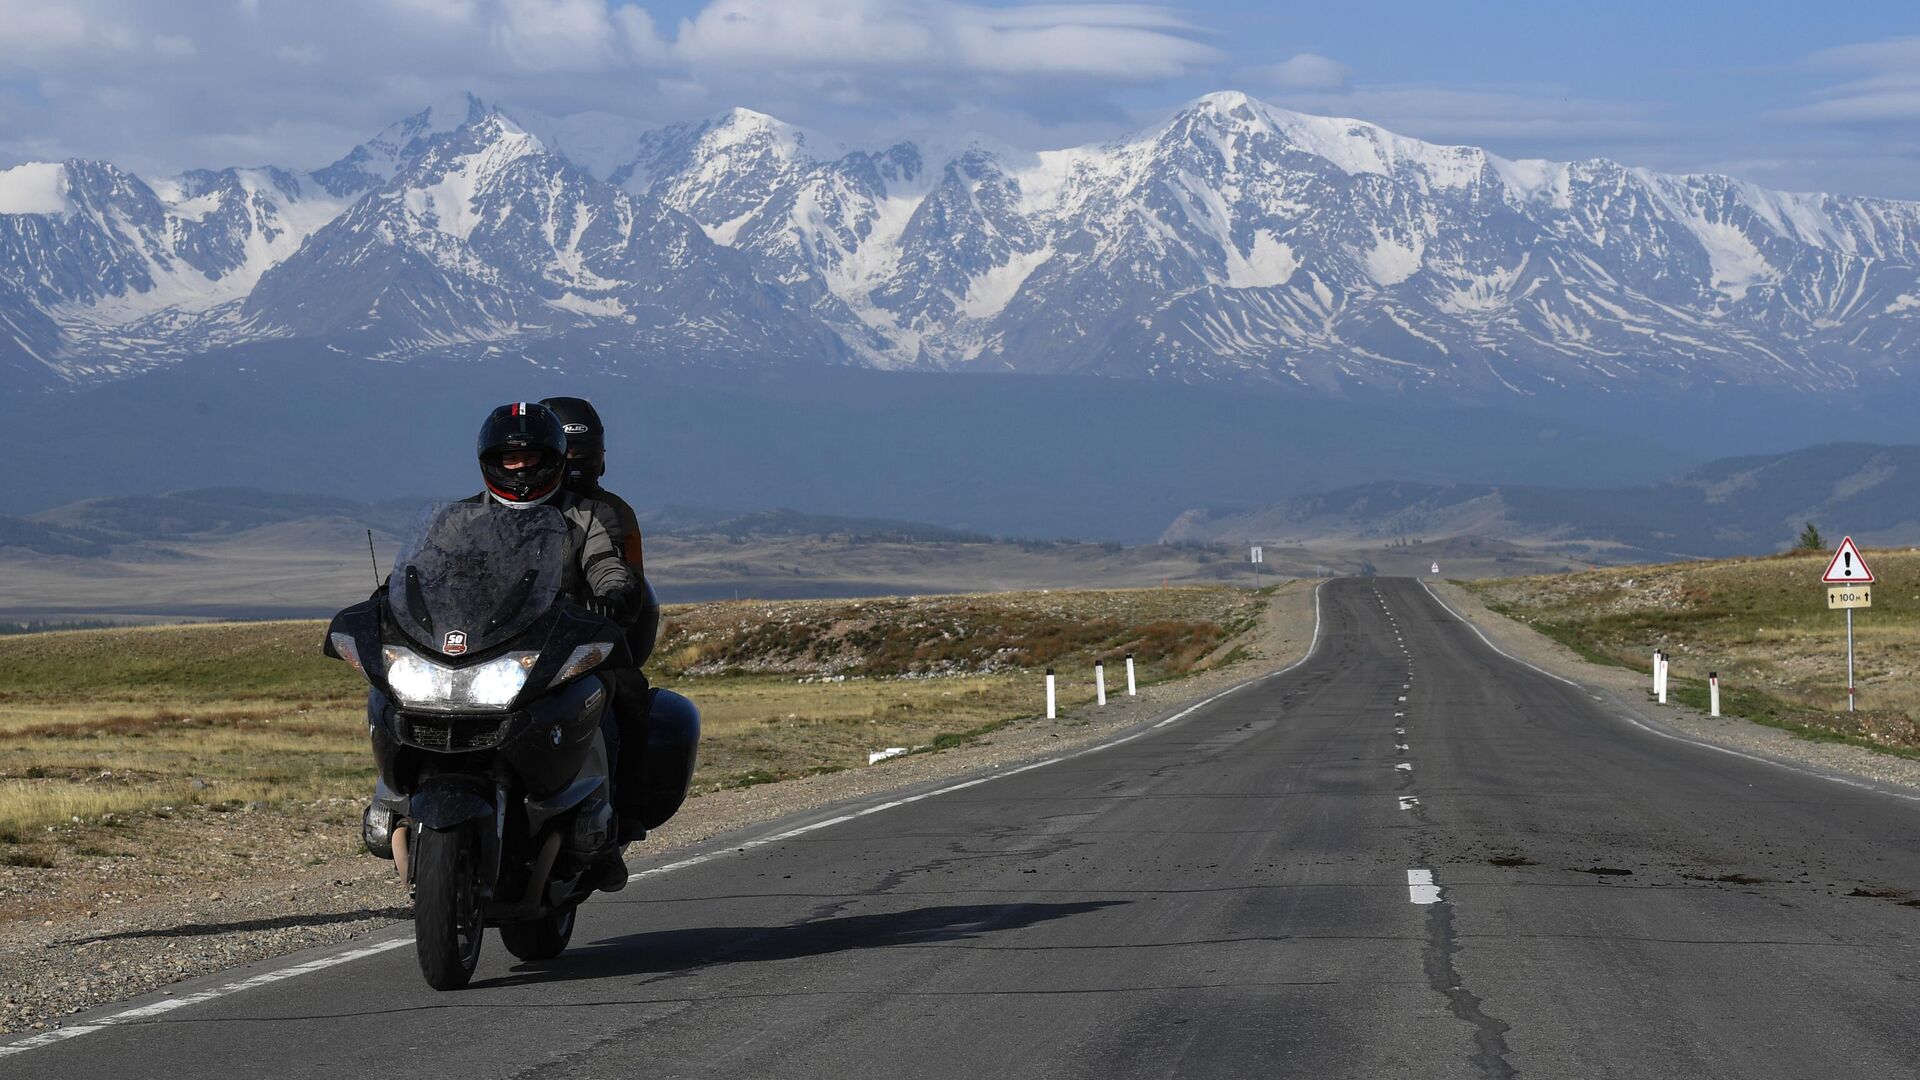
[1, 581, 1319, 1036]
[1427, 579, 1920, 794]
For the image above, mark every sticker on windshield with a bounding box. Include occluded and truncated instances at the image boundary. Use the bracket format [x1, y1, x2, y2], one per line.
[442, 630, 469, 656]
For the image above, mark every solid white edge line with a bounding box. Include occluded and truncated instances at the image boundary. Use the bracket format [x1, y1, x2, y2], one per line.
[1416, 578, 1920, 805]
[0, 938, 410, 1058]
[1417, 579, 1580, 688]
[637, 581, 1327, 881]
[3, 582, 1332, 1059]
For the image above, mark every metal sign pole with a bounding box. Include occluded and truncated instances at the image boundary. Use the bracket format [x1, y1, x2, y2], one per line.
[1847, 608, 1856, 713]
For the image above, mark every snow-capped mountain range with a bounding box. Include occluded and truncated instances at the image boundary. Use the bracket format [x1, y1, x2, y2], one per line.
[4, 90, 1919, 398]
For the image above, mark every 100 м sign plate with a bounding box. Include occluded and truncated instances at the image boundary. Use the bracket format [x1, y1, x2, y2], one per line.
[1828, 586, 1872, 610]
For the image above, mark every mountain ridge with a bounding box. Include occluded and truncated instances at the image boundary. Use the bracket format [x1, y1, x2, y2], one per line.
[1161, 442, 1920, 560]
[3, 90, 1918, 398]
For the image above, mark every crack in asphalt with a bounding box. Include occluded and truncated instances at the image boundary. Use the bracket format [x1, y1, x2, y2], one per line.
[1423, 899, 1518, 1080]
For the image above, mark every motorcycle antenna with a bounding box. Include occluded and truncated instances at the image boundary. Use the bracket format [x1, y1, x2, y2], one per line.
[366, 529, 381, 589]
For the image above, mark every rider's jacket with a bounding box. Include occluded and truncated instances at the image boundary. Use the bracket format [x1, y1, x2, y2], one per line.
[461, 491, 637, 611]
[572, 481, 658, 664]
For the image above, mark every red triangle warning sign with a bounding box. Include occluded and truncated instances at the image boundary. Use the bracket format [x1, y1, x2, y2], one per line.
[1822, 537, 1875, 584]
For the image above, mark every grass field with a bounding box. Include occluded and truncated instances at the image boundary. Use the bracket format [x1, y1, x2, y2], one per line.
[0, 587, 1262, 864]
[1468, 549, 1920, 756]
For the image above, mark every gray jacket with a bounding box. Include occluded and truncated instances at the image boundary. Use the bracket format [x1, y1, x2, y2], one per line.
[463, 491, 636, 609]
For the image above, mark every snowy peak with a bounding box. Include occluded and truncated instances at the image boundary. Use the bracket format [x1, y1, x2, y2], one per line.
[392, 112, 545, 240]
[312, 91, 499, 198]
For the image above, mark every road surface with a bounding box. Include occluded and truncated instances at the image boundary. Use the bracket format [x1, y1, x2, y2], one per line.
[8, 577, 1920, 1077]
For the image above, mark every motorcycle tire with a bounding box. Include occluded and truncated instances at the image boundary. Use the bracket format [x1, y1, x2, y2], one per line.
[414, 825, 484, 990]
[499, 905, 577, 962]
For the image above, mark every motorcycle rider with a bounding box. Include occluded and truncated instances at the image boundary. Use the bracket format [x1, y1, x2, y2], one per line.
[354, 402, 636, 891]
[468, 401, 639, 892]
[538, 396, 698, 845]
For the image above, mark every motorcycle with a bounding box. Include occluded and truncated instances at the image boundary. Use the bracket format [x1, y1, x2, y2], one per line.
[324, 501, 640, 990]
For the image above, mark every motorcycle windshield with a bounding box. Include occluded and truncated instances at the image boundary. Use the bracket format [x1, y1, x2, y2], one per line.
[386, 502, 567, 658]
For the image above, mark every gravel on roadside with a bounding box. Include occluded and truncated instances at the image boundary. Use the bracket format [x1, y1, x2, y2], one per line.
[0, 581, 1319, 1036]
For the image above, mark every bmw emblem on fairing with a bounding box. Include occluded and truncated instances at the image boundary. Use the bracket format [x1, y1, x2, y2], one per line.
[550, 725, 563, 747]
[442, 629, 469, 656]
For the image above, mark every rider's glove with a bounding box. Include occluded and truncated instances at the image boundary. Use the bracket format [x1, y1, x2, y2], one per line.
[584, 596, 625, 623]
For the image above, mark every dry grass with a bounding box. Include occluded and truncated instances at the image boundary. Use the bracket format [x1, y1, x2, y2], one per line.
[0, 587, 1263, 863]
[1469, 548, 1920, 753]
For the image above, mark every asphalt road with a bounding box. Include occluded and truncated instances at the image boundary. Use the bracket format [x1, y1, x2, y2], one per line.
[9, 577, 1920, 1078]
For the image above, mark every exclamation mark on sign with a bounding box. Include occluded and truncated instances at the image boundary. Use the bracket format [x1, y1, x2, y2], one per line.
[1845, 551, 1854, 576]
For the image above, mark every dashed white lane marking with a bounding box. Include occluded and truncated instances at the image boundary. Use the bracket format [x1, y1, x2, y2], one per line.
[1407, 869, 1442, 904]
[1396, 743, 1409, 752]
[1395, 728, 1405, 736]
[1396, 762, 1413, 772]
[1398, 797, 1420, 811]
[1395, 712, 1405, 718]
[0, 938, 411, 1058]
[0, 583, 1340, 1060]
[1398, 696, 1407, 702]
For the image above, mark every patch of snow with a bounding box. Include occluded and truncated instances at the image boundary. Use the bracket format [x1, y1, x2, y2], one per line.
[1364, 234, 1423, 286]
[164, 190, 224, 222]
[1690, 219, 1774, 299]
[704, 207, 757, 247]
[1489, 155, 1571, 208]
[1225, 230, 1299, 289]
[960, 246, 1052, 318]
[548, 293, 628, 318]
[1886, 293, 1920, 314]
[402, 122, 541, 240]
[0, 163, 73, 215]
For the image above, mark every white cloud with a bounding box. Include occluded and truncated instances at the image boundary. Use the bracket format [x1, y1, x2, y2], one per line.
[672, 1, 1214, 79]
[1784, 36, 1920, 125]
[1256, 52, 1349, 92]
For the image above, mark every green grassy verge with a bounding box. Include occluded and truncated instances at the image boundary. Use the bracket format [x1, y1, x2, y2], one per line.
[0, 587, 1271, 863]
[1469, 550, 1920, 757]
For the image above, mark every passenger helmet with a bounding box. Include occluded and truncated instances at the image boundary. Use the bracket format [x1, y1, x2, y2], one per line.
[539, 396, 605, 491]
[477, 401, 568, 508]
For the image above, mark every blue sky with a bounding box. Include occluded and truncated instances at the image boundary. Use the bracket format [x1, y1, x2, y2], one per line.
[2, 1, 1917, 197]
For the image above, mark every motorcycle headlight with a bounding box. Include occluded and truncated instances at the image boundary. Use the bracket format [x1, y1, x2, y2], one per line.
[381, 645, 538, 711]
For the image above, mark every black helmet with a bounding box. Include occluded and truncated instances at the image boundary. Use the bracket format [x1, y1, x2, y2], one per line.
[477, 401, 568, 508]
[539, 396, 605, 491]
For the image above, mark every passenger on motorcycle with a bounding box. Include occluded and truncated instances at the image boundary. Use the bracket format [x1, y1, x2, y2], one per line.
[538, 396, 699, 846]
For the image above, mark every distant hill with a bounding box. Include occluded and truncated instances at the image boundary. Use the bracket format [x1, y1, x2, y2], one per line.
[1164, 443, 1920, 560]
[3, 489, 990, 556]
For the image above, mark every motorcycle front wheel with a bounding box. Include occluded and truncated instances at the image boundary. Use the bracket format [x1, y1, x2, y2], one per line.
[499, 904, 577, 962]
[413, 825, 483, 990]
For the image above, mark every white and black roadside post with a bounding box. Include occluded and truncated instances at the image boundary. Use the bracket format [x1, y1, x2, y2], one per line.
[1710, 672, 1721, 718]
[1250, 544, 1263, 587]
[1045, 668, 1057, 720]
[1096, 661, 1107, 706]
[1656, 651, 1668, 705]
[1821, 537, 1874, 714]
[1651, 649, 1660, 697]
[1125, 653, 1137, 696]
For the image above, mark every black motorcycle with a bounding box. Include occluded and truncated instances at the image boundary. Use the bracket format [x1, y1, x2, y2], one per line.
[325, 502, 640, 990]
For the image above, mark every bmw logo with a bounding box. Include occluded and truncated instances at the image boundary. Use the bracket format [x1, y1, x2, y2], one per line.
[551, 725, 563, 747]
